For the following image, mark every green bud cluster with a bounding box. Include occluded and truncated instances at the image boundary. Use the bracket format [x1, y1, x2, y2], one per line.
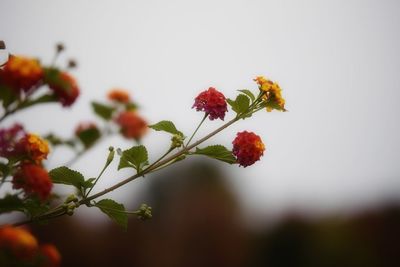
[170, 134, 184, 149]
[136, 203, 152, 220]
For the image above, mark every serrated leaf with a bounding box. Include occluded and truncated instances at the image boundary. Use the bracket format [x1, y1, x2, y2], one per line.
[49, 166, 85, 191]
[227, 94, 250, 115]
[0, 194, 24, 214]
[238, 89, 255, 102]
[95, 199, 128, 229]
[91, 102, 115, 120]
[81, 178, 96, 189]
[194, 145, 236, 164]
[118, 145, 149, 172]
[77, 127, 101, 148]
[149, 120, 184, 137]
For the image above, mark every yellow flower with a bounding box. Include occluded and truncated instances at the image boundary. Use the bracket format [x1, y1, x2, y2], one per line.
[24, 133, 50, 163]
[254, 76, 286, 112]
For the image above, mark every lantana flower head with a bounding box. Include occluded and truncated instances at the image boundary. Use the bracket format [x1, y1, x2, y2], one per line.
[0, 123, 26, 158]
[254, 76, 285, 112]
[107, 88, 131, 103]
[232, 131, 265, 167]
[0, 55, 43, 92]
[192, 87, 228, 120]
[115, 111, 148, 140]
[39, 244, 61, 267]
[47, 71, 80, 107]
[0, 226, 38, 259]
[12, 164, 53, 201]
[20, 133, 50, 163]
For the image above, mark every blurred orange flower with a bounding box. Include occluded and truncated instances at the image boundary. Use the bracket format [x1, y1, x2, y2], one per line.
[12, 164, 53, 200]
[0, 55, 43, 92]
[108, 88, 130, 103]
[0, 226, 38, 259]
[115, 111, 147, 140]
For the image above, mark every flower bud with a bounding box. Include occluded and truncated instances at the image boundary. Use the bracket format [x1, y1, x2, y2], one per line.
[106, 146, 115, 165]
[170, 134, 184, 148]
[136, 203, 152, 220]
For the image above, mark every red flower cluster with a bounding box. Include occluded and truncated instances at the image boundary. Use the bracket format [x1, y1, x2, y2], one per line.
[232, 131, 265, 167]
[0, 123, 26, 158]
[12, 164, 53, 200]
[115, 111, 148, 140]
[0, 226, 61, 267]
[192, 87, 227, 120]
[0, 55, 43, 92]
[47, 71, 80, 107]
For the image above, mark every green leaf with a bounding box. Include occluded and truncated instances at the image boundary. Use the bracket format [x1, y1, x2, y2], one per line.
[238, 89, 255, 102]
[81, 178, 96, 189]
[0, 163, 10, 178]
[91, 101, 115, 120]
[0, 194, 25, 214]
[49, 166, 85, 191]
[227, 94, 250, 115]
[125, 102, 138, 111]
[194, 145, 236, 164]
[19, 94, 58, 110]
[149, 120, 184, 137]
[77, 127, 101, 148]
[95, 199, 128, 229]
[0, 85, 17, 108]
[23, 198, 50, 217]
[118, 145, 149, 172]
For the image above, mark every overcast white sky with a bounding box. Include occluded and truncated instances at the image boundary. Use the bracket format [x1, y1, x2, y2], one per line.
[1, 0, 400, 222]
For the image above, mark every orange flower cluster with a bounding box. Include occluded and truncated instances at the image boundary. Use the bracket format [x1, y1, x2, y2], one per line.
[0, 55, 81, 107]
[254, 76, 285, 112]
[20, 133, 50, 163]
[108, 88, 130, 103]
[0, 226, 38, 259]
[115, 111, 147, 140]
[0, 226, 60, 267]
[232, 131, 265, 167]
[0, 124, 52, 201]
[105, 89, 147, 140]
[12, 164, 53, 200]
[0, 55, 43, 92]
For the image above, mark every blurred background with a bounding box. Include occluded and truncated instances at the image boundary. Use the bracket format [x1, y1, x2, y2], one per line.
[1, 0, 400, 266]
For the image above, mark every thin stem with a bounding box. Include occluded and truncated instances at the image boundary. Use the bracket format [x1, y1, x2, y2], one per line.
[80, 115, 239, 205]
[93, 204, 141, 215]
[85, 160, 109, 198]
[185, 113, 208, 147]
[145, 147, 174, 172]
[0, 82, 44, 123]
[10, 111, 243, 226]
